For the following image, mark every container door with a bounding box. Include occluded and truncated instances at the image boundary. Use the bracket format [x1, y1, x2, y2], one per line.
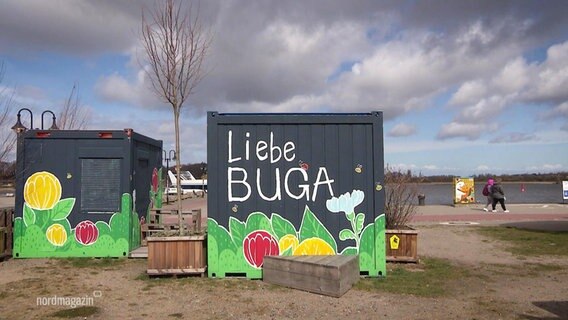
[207, 112, 385, 278]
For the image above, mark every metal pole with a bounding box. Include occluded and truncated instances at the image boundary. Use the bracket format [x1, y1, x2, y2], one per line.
[166, 156, 169, 204]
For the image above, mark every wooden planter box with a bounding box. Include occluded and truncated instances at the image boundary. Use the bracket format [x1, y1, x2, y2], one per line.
[147, 235, 207, 275]
[386, 228, 418, 263]
[263, 255, 359, 297]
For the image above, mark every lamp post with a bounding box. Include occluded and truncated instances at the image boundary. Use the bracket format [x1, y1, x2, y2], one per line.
[41, 110, 59, 130]
[11, 108, 34, 134]
[200, 162, 207, 197]
[163, 149, 176, 203]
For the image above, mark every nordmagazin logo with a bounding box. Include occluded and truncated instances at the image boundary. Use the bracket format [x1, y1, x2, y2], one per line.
[36, 291, 102, 308]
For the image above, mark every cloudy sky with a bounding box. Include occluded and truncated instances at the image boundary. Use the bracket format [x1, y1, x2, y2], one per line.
[1, 0, 567, 175]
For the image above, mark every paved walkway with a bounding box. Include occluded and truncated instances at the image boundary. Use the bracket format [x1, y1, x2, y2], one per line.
[4, 194, 567, 231]
[412, 203, 568, 231]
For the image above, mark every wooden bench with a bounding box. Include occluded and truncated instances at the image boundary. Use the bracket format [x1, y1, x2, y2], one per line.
[263, 255, 360, 297]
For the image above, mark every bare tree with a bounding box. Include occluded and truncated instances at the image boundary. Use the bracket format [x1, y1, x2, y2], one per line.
[384, 166, 419, 229]
[0, 62, 16, 165]
[141, 0, 211, 234]
[57, 83, 91, 130]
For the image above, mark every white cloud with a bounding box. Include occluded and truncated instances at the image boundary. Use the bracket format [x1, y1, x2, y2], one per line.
[95, 70, 164, 109]
[525, 164, 565, 173]
[490, 132, 538, 144]
[444, 39, 568, 140]
[0, 0, 142, 56]
[525, 42, 568, 102]
[437, 122, 497, 141]
[449, 80, 487, 106]
[388, 123, 416, 137]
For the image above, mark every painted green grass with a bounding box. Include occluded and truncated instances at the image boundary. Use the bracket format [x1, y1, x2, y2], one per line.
[477, 227, 568, 257]
[354, 258, 470, 297]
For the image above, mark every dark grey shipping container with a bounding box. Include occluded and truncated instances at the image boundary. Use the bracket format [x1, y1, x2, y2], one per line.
[207, 112, 387, 278]
[13, 129, 162, 258]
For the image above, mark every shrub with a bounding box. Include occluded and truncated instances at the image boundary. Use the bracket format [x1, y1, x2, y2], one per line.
[384, 167, 418, 229]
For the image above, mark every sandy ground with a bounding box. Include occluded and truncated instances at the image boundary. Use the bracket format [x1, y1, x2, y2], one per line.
[1, 197, 568, 319]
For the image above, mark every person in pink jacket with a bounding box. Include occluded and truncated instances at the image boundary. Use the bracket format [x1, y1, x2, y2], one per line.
[482, 178, 494, 212]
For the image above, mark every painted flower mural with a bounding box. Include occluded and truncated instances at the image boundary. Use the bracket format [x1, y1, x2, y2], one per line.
[74, 220, 99, 246]
[326, 190, 366, 253]
[24, 171, 62, 210]
[14, 170, 145, 258]
[293, 237, 334, 255]
[46, 223, 67, 246]
[207, 200, 385, 278]
[243, 230, 279, 268]
[326, 190, 364, 216]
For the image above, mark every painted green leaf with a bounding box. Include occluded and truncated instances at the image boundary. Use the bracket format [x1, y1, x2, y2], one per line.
[13, 217, 23, 240]
[374, 214, 387, 262]
[208, 218, 237, 253]
[355, 213, 365, 235]
[359, 222, 374, 258]
[339, 229, 356, 241]
[51, 198, 75, 221]
[95, 221, 112, 237]
[23, 203, 35, 226]
[281, 246, 294, 256]
[121, 193, 132, 213]
[360, 252, 374, 272]
[299, 205, 337, 252]
[341, 247, 358, 255]
[207, 222, 219, 278]
[109, 194, 132, 239]
[271, 213, 296, 240]
[33, 208, 50, 230]
[229, 216, 246, 247]
[245, 212, 273, 235]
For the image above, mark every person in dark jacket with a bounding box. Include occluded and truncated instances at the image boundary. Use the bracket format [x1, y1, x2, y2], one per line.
[491, 179, 509, 212]
[482, 178, 494, 212]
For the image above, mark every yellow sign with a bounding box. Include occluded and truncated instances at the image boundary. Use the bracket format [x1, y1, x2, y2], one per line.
[389, 235, 400, 250]
[454, 177, 475, 204]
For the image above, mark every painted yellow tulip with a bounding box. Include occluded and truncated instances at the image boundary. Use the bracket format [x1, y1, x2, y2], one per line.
[46, 223, 67, 246]
[24, 171, 62, 210]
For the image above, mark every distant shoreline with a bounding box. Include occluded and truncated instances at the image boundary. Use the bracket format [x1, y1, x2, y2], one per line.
[413, 181, 560, 185]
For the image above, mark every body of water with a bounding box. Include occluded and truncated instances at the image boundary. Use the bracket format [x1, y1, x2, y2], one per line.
[415, 182, 566, 205]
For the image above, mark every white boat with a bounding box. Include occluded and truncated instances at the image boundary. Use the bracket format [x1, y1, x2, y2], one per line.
[167, 170, 207, 192]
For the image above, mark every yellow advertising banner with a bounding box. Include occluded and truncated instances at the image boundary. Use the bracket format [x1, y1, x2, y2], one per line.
[454, 177, 475, 204]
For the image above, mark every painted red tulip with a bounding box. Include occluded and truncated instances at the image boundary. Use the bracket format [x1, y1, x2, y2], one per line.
[75, 220, 99, 246]
[243, 230, 279, 268]
[151, 168, 159, 192]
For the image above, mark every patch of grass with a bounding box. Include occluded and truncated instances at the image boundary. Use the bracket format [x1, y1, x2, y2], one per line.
[48, 306, 100, 318]
[354, 258, 470, 297]
[482, 262, 565, 277]
[0, 291, 8, 299]
[135, 273, 151, 281]
[59, 258, 126, 269]
[477, 226, 568, 257]
[168, 313, 184, 318]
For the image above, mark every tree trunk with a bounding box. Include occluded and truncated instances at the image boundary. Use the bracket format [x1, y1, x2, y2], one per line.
[174, 109, 183, 235]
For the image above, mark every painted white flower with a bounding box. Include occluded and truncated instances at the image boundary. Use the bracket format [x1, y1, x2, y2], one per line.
[326, 190, 364, 214]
